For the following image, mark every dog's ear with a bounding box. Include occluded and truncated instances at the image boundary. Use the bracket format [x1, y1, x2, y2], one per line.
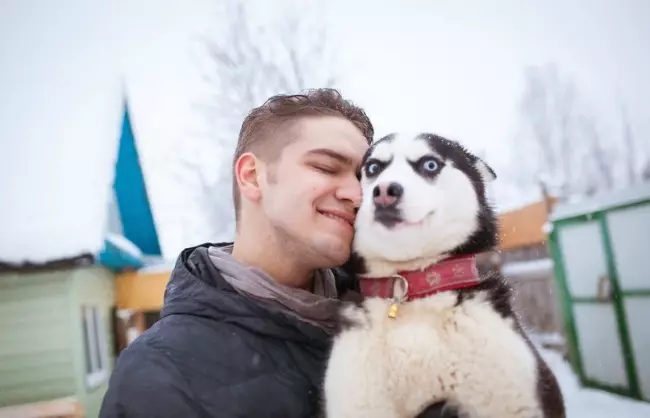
[473, 157, 497, 183]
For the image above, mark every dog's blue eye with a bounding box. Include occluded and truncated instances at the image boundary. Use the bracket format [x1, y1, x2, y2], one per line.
[366, 162, 380, 176]
[422, 159, 438, 172]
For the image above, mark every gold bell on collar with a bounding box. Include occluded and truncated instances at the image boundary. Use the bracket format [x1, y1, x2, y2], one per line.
[388, 302, 399, 318]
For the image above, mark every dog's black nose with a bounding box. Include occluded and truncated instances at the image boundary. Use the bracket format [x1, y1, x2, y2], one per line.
[373, 182, 403, 207]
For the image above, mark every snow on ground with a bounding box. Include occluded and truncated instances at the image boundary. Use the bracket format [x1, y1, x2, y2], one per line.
[538, 346, 650, 417]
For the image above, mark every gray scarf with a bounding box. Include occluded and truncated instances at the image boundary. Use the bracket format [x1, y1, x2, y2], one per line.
[207, 245, 341, 334]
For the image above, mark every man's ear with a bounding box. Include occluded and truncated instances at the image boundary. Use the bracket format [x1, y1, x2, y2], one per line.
[234, 152, 262, 203]
[474, 158, 497, 183]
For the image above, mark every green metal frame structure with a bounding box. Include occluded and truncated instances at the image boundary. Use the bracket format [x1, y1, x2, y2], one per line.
[548, 185, 650, 402]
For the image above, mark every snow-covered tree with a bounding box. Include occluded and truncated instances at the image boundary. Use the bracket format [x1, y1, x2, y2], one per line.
[618, 103, 650, 184]
[511, 63, 649, 202]
[203, 0, 339, 140]
[177, 0, 340, 244]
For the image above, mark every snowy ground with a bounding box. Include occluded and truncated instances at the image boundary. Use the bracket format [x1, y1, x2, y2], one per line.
[538, 347, 650, 417]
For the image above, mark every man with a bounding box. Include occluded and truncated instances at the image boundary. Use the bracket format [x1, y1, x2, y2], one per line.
[99, 88, 373, 417]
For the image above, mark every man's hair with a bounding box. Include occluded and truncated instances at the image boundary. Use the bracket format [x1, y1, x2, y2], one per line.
[231, 88, 374, 220]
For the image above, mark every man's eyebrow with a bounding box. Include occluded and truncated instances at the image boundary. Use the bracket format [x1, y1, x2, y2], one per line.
[305, 148, 355, 165]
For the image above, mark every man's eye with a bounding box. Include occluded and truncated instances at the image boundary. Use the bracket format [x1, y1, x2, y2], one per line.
[314, 165, 336, 174]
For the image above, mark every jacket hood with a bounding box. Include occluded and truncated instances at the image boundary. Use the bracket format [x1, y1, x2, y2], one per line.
[160, 243, 352, 349]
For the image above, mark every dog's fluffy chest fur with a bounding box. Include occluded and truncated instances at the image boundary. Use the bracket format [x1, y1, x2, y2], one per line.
[325, 285, 542, 418]
[322, 132, 564, 418]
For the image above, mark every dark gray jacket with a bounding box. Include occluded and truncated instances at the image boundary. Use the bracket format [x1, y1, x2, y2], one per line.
[99, 243, 355, 417]
[99, 242, 447, 417]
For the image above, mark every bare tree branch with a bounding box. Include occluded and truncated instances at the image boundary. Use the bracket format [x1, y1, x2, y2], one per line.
[168, 148, 234, 244]
[201, 0, 339, 137]
[578, 113, 615, 193]
[619, 103, 638, 186]
[513, 63, 633, 201]
[178, 0, 340, 241]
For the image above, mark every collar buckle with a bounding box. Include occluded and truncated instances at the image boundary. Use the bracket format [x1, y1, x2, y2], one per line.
[387, 274, 408, 319]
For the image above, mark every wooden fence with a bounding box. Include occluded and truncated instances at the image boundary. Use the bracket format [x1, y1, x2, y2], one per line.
[0, 397, 83, 418]
[478, 251, 566, 354]
[509, 273, 564, 335]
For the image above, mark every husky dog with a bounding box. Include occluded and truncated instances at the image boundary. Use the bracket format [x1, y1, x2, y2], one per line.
[323, 133, 565, 418]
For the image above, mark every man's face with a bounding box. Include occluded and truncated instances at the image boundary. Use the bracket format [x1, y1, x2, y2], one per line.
[259, 116, 369, 267]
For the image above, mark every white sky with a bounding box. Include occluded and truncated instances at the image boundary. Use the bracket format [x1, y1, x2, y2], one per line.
[1, 0, 649, 260]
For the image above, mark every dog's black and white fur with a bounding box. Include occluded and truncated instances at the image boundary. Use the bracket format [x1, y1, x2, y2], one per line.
[323, 133, 565, 418]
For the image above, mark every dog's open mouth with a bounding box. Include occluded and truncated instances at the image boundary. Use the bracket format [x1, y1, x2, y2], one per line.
[374, 209, 434, 229]
[374, 208, 403, 228]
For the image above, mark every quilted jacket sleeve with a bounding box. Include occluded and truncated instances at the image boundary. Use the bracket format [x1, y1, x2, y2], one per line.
[99, 344, 205, 418]
[99, 337, 317, 418]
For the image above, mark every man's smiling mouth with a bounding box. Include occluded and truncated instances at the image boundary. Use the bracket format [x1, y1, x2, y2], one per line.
[318, 209, 355, 227]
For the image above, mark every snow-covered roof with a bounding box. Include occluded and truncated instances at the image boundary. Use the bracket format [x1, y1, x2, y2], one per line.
[0, 85, 122, 265]
[501, 258, 554, 278]
[550, 183, 650, 221]
[0, 82, 162, 270]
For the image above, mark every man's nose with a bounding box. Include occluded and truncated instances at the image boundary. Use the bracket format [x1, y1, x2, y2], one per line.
[337, 178, 363, 208]
[373, 182, 403, 208]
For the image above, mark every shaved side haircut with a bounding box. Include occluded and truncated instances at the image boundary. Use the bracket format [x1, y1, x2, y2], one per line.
[231, 88, 374, 221]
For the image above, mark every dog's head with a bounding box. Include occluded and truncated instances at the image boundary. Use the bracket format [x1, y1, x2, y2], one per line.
[349, 132, 498, 276]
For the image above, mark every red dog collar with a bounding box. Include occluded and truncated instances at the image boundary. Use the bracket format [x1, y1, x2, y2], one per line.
[358, 254, 480, 303]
